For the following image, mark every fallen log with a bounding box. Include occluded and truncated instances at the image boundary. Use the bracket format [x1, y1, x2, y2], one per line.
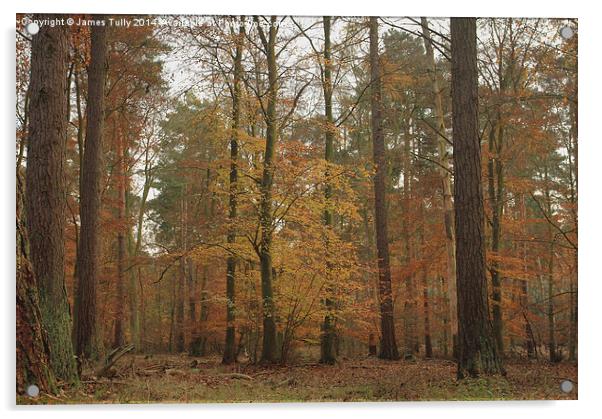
[95, 344, 135, 378]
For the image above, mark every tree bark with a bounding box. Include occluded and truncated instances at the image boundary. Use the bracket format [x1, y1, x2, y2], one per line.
[74, 19, 107, 362]
[17, 175, 57, 395]
[113, 128, 126, 348]
[418, 204, 433, 358]
[223, 18, 245, 365]
[319, 15, 338, 365]
[369, 17, 400, 361]
[25, 14, 78, 383]
[451, 17, 504, 378]
[487, 116, 505, 355]
[126, 175, 140, 350]
[543, 163, 559, 363]
[255, 16, 279, 364]
[175, 189, 187, 353]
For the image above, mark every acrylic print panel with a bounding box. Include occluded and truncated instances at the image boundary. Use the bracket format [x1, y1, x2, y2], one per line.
[15, 14, 577, 404]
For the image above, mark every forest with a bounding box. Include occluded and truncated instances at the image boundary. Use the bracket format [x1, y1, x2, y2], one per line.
[16, 14, 577, 403]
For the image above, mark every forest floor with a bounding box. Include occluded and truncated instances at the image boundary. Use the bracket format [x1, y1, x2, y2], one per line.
[19, 354, 577, 404]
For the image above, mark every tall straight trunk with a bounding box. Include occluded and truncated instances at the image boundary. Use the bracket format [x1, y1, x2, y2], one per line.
[25, 15, 78, 383]
[450, 17, 504, 378]
[113, 129, 126, 348]
[255, 16, 279, 364]
[420, 18, 458, 356]
[223, 18, 245, 364]
[74, 20, 107, 361]
[320, 15, 337, 365]
[369, 17, 400, 361]
[487, 117, 505, 355]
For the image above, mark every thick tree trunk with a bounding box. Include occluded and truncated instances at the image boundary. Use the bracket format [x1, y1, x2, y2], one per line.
[74, 20, 107, 362]
[451, 17, 504, 378]
[319, 15, 337, 365]
[25, 15, 78, 383]
[369, 17, 400, 361]
[17, 175, 57, 395]
[223, 18, 244, 365]
[420, 18, 458, 357]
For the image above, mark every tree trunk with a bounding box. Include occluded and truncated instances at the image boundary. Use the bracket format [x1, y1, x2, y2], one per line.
[25, 14, 78, 383]
[487, 116, 505, 355]
[418, 203, 433, 359]
[451, 17, 504, 378]
[369, 17, 400, 361]
[134, 141, 153, 352]
[420, 18, 458, 357]
[255, 16, 279, 364]
[175, 190, 187, 353]
[223, 18, 244, 365]
[319, 15, 338, 365]
[17, 175, 57, 395]
[519, 195, 536, 358]
[125, 176, 140, 351]
[543, 164, 559, 363]
[113, 129, 126, 348]
[139, 267, 146, 351]
[74, 19, 107, 362]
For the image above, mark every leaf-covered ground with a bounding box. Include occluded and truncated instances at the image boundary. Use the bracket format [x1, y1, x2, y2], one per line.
[18, 354, 577, 404]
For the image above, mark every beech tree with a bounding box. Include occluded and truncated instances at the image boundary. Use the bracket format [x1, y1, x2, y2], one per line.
[223, 17, 245, 365]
